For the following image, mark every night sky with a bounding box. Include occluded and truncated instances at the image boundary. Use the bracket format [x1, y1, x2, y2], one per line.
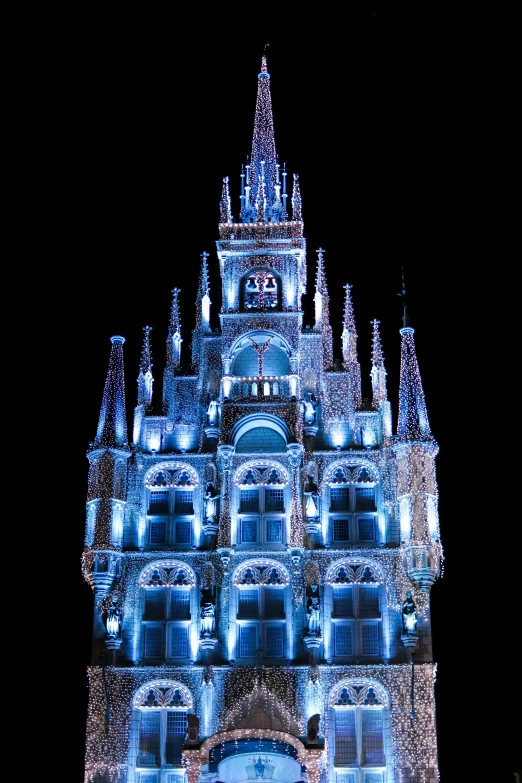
[61, 23, 518, 782]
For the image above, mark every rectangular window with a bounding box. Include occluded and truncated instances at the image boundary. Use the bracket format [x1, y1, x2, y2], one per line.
[336, 774, 357, 783]
[333, 518, 350, 541]
[137, 773, 160, 783]
[334, 623, 354, 656]
[360, 624, 379, 656]
[332, 586, 354, 617]
[331, 487, 351, 511]
[263, 588, 285, 618]
[265, 519, 283, 543]
[355, 487, 376, 510]
[168, 625, 188, 658]
[165, 711, 187, 765]
[241, 519, 258, 543]
[138, 711, 161, 766]
[144, 626, 165, 658]
[169, 589, 190, 619]
[174, 490, 193, 514]
[240, 489, 260, 512]
[149, 520, 167, 545]
[264, 624, 284, 657]
[149, 490, 169, 515]
[358, 517, 376, 542]
[361, 710, 385, 766]
[334, 709, 357, 765]
[239, 624, 258, 656]
[144, 590, 166, 620]
[238, 588, 259, 618]
[332, 585, 380, 659]
[358, 586, 380, 618]
[265, 488, 284, 511]
[174, 520, 191, 544]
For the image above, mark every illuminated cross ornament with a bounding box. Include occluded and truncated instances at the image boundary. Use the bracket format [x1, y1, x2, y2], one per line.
[248, 335, 273, 377]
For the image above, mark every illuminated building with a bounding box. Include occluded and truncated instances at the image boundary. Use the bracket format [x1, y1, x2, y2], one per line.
[82, 53, 442, 783]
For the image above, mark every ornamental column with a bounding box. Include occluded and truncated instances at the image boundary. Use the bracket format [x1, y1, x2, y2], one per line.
[216, 445, 234, 549]
[287, 443, 304, 547]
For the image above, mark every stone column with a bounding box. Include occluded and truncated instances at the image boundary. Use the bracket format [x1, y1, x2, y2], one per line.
[287, 443, 304, 548]
[216, 445, 234, 548]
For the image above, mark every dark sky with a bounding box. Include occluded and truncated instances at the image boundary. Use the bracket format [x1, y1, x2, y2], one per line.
[61, 23, 518, 783]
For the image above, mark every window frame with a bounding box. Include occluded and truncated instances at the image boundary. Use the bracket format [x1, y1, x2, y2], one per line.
[327, 483, 378, 547]
[328, 582, 382, 663]
[236, 484, 287, 548]
[235, 582, 287, 663]
[141, 585, 192, 663]
[146, 486, 195, 549]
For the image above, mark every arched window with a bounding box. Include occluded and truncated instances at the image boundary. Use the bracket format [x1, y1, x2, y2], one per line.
[234, 463, 288, 547]
[325, 561, 383, 663]
[131, 681, 193, 775]
[329, 680, 389, 783]
[232, 560, 290, 664]
[140, 563, 196, 663]
[144, 465, 198, 549]
[325, 463, 379, 547]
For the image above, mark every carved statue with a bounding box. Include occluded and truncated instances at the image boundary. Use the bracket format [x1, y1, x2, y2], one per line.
[300, 393, 317, 425]
[402, 590, 417, 633]
[105, 592, 122, 638]
[200, 588, 216, 637]
[306, 584, 321, 636]
[307, 713, 320, 743]
[204, 481, 219, 522]
[186, 713, 200, 744]
[303, 474, 320, 519]
[206, 394, 220, 426]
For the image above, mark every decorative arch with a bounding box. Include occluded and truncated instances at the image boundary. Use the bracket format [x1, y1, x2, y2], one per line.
[198, 728, 308, 764]
[140, 560, 197, 587]
[144, 463, 199, 488]
[326, 557, 384, 585]
[220, 685, 300, 734]
[234, 460, 289, 487]
[329, 678, 390, 708]
[133, 679, 194, 710]
[229, 413, 292, 448]
[324, 459, 379, 485]
[232, 558, 290, 586]
[230, 330, 292, 362]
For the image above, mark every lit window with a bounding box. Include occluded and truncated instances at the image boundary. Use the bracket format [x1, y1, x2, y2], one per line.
[132, 683, 191, 776]
[233, 561, 289, 664]
[146, 472, 195, 549]
[142, 585, 191, 662]
[331, 682, 388, 782]
[237, 485, 286, 547]
[328, 474, 377, 547]
[237, 584, 285, 660]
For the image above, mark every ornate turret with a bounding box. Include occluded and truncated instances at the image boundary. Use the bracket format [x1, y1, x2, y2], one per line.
[394, 275, 441, 595]
[341, 282, 362, 409]
[133, 326, 153, 445]
[370, 318, 393, 441]
[85, 336, 129, 605]
[238, 54, 293, 224]
[314, 248, 333, 369]
[163, 287, 182, 417]
[93, 335, 129, 451]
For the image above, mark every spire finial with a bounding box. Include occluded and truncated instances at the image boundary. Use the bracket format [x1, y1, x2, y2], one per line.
[398, 266, 410, 327]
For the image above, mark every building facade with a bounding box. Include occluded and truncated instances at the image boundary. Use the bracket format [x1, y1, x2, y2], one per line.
[82, 55, 442, 783]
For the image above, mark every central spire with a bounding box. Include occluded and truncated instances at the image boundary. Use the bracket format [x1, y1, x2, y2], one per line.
[250, 54, 278, 210]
